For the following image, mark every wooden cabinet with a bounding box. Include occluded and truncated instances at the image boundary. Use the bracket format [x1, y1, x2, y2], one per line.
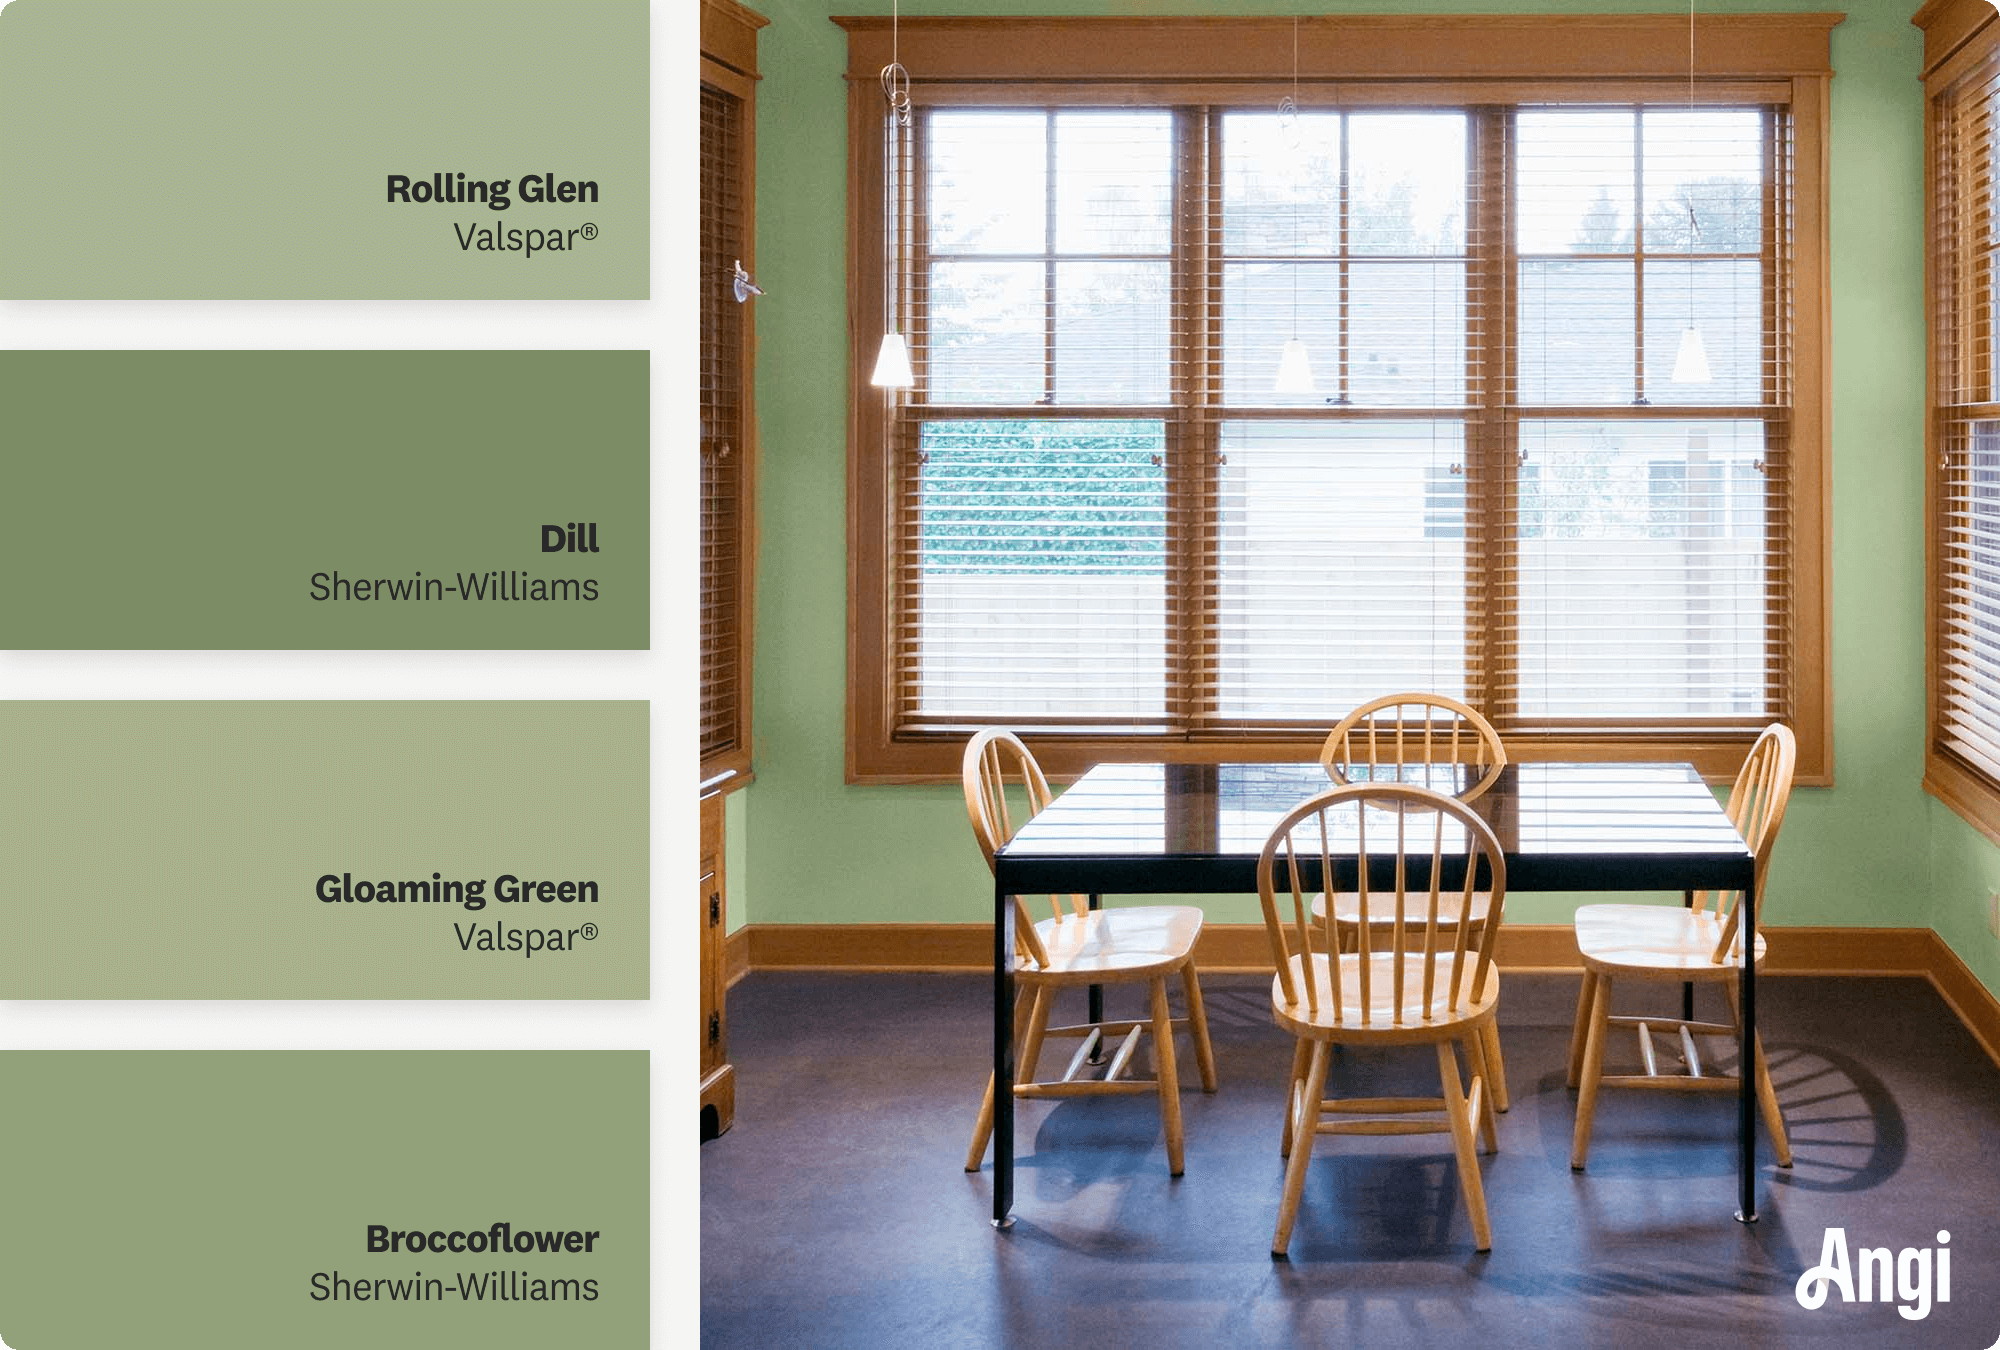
[700, 785, 734, 1140]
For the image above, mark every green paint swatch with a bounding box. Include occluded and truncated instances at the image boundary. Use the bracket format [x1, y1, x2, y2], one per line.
[0, 0, 647, 297]
[0, 1052, 648, 1349]
[0, 702, 649, 999]
[0, 351, 648, 649]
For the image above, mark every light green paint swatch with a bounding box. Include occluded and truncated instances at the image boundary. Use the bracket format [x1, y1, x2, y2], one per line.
[0, 0, 647, 297]
[0, 702, 649, 998]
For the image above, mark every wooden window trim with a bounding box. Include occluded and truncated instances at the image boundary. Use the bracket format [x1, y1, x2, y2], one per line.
[700, 0, 767, 790]
[1921, 0, 2000, 839]
[841, 15, 1836, 787]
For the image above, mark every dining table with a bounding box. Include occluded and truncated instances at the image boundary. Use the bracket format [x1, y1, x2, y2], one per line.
[986, 759, 1763, 1231]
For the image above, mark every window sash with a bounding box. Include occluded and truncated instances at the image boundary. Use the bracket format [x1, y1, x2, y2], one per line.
[700, 31, 760, 783]
[1926, 14, 2000, 833]
[842, 17, 1833, 785]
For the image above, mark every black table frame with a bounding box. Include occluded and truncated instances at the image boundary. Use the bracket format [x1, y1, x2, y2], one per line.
[987, 761, 1761, 1230]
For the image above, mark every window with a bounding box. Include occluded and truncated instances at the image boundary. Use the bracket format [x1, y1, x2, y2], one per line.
[1924, 0, 2000, 836]
[700, 0, 765, 783]
[842, 16, 1833, 783]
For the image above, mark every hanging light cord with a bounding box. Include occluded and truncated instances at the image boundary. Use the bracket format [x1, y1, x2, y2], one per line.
[1287, 18, 1300, 344]
[882, 0, 910, 127]
[881, 0, 909, 369]
[1686, 0, 1700, 314]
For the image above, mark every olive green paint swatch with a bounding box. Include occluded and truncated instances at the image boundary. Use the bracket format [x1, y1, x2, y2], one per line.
[0, 0, 647, 297]
[0, 1051, 648, 1349]
[0, 702, 649, 998]
[0, 351, 648, 649]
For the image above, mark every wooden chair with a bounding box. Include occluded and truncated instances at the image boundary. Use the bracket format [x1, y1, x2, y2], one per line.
[1567, 722, 1797, 1171]
[961, 730, 1218, 1176]
[1317, 691, 1513, 1110]
[1257, 783, 1508, 1256]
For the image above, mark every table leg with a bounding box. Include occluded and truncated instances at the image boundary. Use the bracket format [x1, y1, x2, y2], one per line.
[1681, 890, 1696, 1024]
[1087, 893, 1105, 1063]
[1736, 878, 1758, 1224]
[994, 875, 1015, 1229]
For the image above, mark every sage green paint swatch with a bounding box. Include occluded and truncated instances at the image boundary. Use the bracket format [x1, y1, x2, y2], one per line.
[0, 702, 649, 998]
[0, 351, 648, 649]
[0, 1051, 648, 1349]
[0, 0, 646, 297]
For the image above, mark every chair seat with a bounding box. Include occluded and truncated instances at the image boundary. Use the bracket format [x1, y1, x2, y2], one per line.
[1574, 903, 1766, 976]
[1270, 952, 1499, 1042]
[1313, 889, 1493, 930]
[1026, 904, 1203, 982]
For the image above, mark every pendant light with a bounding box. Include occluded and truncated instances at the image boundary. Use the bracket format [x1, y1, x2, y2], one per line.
[870, 0, 915, 389]
[1671, 0, 1712, 385]
[1274, 17, 1316, 394]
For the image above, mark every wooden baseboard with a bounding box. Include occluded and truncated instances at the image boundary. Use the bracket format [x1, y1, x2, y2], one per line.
[736, 921, 1937, 975]
[1923, 930, 2000, 1069]
[725, 925, 752, 988]
[731, 921, 2000, 1069]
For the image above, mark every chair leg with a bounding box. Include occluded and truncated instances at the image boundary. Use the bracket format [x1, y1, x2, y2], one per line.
[1017, 985, 1054, 1087]
[1463, 1029, 1498, 1155]
[1181, 962, 1218, 1093]
[1566, 970, 1599, 1089]
[1148, 976, 1186, 1176]
[1273, 1040, 1332, 1258]
[1438, 1038, 1492, 1252]
[1480, 1019, 1511, 1113]
[1279, 1037, 1312, 1159]
[965, 984, 1039, 1172]
[1570, 973, 1613, 1170]
[1724, 980, 1792, 1167]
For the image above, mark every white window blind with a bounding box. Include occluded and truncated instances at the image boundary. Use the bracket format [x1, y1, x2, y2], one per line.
[700, 80, 750, 769]
[1932, 51, 2000, 782]
[880, 88, 1798, 751]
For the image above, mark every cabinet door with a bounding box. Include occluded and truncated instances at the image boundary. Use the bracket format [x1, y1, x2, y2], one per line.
[699, 790, 725, 1077]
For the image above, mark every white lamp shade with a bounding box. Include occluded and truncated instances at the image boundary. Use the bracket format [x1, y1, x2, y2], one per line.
[1671, 325, 1711, 384]
[1275, 338, 1315, 394]
[870, 331, 915, 389]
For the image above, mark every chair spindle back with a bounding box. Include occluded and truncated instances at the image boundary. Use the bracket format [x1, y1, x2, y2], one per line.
[1259, 784, 1508, 1026]
[1704, 722, 1798, 965]
[962, 729, 1087, 971]
[1320, 692, 1507, 803]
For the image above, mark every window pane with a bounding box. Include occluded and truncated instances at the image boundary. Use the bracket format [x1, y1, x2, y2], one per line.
[1516, 419, 1768, 717]
[1518, 259, 1636, 403]
[1221, 260, 1340, 406]
[1055, 111, 1175, 254]
[1222, 111, 1341, 255]
[1642, 109, 1763, 254]
[1349, 113, 1466, 256]
[1517, 109, 1635, 254]
[1350, 261, 1466, 405]
[1054, 260, 1170, 403]
[1642, 258, 1762, 405]
[929, 111, 1046, 254]
[928, 261, 1044, 403]
[915, 420, 1168, 718]
[1216, 420, 1467, 717]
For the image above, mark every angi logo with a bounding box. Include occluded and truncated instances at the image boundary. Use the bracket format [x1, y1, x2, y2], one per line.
[1796, 1228, 1951, 1321]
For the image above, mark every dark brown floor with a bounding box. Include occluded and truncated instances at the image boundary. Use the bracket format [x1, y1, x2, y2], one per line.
[701, 970, 2000, 1348]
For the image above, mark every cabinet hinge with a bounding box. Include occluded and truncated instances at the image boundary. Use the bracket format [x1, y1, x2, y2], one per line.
[708, 1012, 721, 1045]
[709, 891, 721, 925]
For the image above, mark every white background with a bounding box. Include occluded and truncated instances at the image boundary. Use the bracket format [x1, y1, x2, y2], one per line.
[0, 1, 701, 1341]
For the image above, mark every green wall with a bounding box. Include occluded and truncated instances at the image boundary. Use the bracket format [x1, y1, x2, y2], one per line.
[733, 0, 1970, 962]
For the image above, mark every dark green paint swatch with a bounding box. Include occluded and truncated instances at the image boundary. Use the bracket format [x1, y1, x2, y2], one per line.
[0, 1052, 648, 1349]
[0, 351, 648, 649]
